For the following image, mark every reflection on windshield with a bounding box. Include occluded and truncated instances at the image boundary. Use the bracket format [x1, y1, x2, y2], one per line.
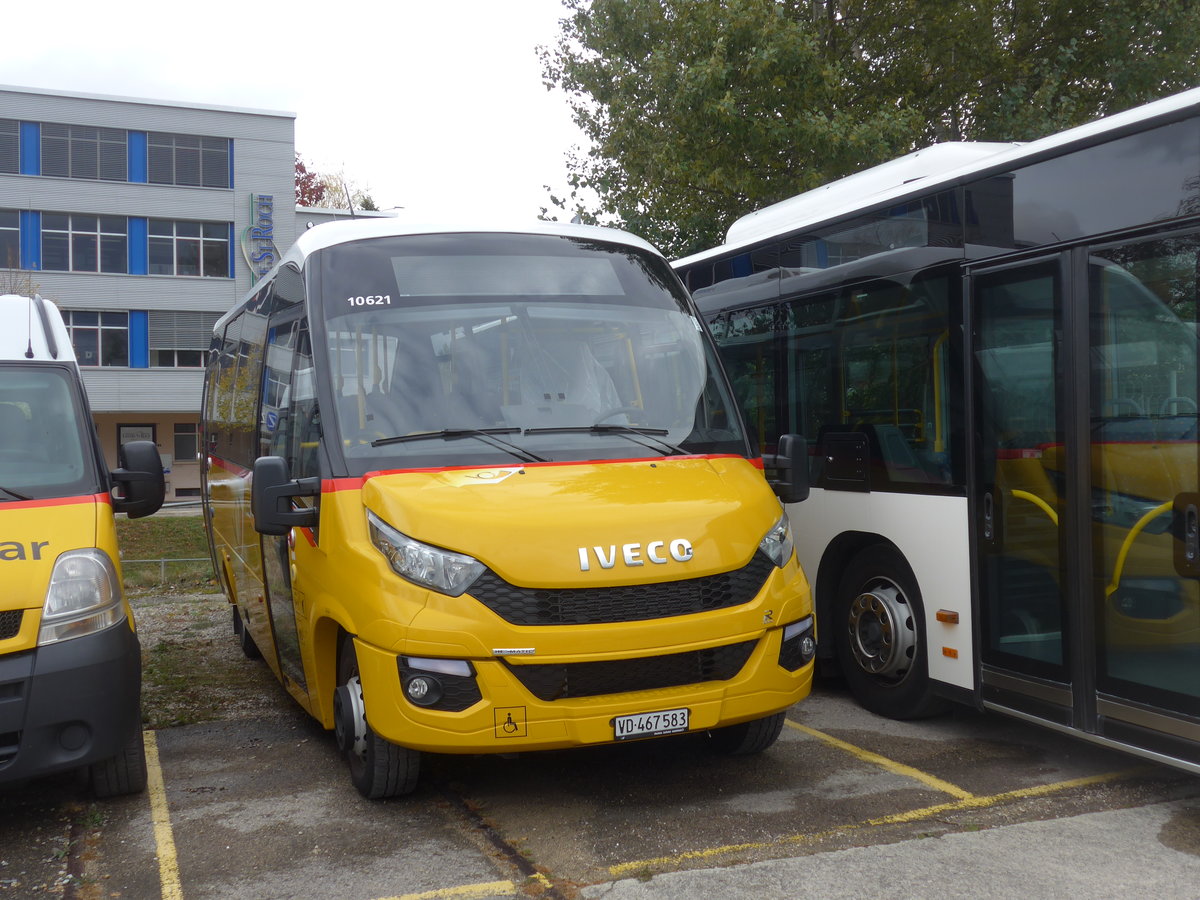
[0, 366, 97, 500]
[320, 237, 746, 469]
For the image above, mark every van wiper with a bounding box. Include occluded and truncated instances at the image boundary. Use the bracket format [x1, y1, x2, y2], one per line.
[524, 424, 690, 456]
[0, 485, 33, 501]
[371, 428, 548, 463]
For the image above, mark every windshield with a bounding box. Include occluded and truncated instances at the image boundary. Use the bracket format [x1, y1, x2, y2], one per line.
[314, 232, 748, 472]
[0, 364, 100, 500]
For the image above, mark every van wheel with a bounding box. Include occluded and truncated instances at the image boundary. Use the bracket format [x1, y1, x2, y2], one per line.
[834, 545, 948, 720]
[232, 606, 261, 660]
[706, 711, 786, 755]
[90, 724, 148, 798]
[335, 634, 420, 799]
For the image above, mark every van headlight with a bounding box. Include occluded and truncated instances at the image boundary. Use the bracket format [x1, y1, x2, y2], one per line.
[39, 549, 125, 645]
[758, 512, 795, 567]
[367, 511, 484, 597]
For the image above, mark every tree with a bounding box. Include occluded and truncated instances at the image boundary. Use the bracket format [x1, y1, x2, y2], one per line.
[317, 171, 379, 212]
[295, 155, 327, 207]
[296, 156, 379, 211]
[542, 0, 1200, 257]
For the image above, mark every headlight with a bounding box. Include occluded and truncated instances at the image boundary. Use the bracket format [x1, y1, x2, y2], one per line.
[758, 512, 795, 568]
[367, 511, 484, 596]
[39, 549, 125, 645]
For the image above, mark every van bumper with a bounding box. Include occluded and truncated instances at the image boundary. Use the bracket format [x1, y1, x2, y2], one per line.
[0, 622, 141, 785]
[356, 626, 813, 754]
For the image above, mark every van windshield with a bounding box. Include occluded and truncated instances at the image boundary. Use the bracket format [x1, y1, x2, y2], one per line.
[0, 364, 100, 500]
[315, 232, 750, 472]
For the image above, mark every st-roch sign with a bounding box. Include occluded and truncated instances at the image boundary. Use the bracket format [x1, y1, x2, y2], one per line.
[240, 193, 279, 280]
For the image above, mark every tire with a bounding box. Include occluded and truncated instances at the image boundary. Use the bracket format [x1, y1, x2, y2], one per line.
[90, 724, 148, 798]
[707, 711, 786, 755]
[232, 605, 262, 660]
[336, 633, 420, 799]
[834, 545, 948, 720]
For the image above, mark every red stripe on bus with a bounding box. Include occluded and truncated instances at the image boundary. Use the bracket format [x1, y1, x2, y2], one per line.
[1, 492, 104, 511]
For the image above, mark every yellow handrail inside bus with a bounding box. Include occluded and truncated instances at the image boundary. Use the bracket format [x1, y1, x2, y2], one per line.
[1011, 489, 1059, 526]
[1105, 501, 1173, 600]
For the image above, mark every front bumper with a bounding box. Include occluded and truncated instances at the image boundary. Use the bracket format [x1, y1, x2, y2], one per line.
[0, 621, 141, 784]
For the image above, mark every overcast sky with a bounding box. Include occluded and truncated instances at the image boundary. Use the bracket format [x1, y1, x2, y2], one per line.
[0, 0, 586, 219]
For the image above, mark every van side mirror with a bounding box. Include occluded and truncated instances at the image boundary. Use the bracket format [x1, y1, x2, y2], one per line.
[111, 440, 166, 519]
[762, 433, 809, 504]
[252, 456, 319, 536]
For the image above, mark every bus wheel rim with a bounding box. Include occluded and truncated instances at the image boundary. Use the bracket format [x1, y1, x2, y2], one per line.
[848, 581, 916, 679]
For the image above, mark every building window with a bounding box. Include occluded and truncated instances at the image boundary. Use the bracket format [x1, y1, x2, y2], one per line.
[148, 310, 220, 366]
[41, 124, 126, 181]
[0, 209, 17, 269]
[147, 133, 230, 188]
[173, 422, 198, 462]
[148, 220, 229, 277]
[64, 310, 129, 366]
[0, 119, 17, 174]
[42, 214, 128, 273]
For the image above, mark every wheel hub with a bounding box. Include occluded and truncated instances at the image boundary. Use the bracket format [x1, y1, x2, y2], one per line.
[333, 675, 367, 759]
[847, 581, 916, 678]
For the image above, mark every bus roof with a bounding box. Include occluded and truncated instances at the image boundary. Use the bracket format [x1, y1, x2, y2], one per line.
[281, 217, 663, 268]
[675, 85, 1200, 268]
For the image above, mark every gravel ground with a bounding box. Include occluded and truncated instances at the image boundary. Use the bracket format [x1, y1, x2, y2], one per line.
[129, 589, 282, 729]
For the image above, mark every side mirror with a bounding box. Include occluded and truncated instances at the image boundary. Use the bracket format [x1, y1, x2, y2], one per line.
[762, 433, 809, 504]
[111, 440, 166, 519]
[252, 456, 319, 536]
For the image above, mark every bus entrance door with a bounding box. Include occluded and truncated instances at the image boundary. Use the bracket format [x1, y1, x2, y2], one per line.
[970, 258, 1075, 726]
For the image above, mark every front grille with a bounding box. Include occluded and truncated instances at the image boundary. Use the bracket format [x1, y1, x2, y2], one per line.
[0, 610, 21, 641]
[469, 553, 775, 626]
[503, 639, 757, 701]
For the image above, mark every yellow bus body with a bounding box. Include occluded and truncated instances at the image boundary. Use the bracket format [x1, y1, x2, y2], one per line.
[208, 455, 812, 753]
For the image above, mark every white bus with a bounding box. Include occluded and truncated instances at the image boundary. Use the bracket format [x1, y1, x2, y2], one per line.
[673, 86, 1200, 774]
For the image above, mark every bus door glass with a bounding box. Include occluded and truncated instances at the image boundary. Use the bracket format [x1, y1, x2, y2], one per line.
[972, 261, 1071, 698]
[1088, 234, 1200, 722]
[259, 314, 313, 692]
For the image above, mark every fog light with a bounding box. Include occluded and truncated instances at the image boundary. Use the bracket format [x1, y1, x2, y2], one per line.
[404, 673, 443, 707]
[779, 615, 817, 671]
[397, 657, 482, 711]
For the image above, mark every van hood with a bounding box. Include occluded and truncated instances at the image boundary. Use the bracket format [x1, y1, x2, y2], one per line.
[360, 457, 780, 586]
[0, 496, 99, 611]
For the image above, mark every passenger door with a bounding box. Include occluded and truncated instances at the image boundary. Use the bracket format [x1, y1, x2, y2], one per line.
[258, 311, 316, 696]
[970, 258, 1074, 722]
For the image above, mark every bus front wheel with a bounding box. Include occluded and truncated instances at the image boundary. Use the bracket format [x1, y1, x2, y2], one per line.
[834, 545, 947, 720]
[334, 634, 420, 799]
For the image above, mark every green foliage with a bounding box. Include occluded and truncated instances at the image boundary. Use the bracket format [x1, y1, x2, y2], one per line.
[542, 0, 1200, 257]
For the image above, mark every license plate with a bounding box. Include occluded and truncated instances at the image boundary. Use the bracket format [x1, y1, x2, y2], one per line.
[612, 707, 690, 741]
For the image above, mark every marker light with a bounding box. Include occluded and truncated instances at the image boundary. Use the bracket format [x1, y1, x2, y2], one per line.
[367, 511, 484, 596]
[758, 512, 795, 568]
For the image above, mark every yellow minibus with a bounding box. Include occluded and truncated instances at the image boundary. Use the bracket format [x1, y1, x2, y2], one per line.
[201, 220, 814, 798]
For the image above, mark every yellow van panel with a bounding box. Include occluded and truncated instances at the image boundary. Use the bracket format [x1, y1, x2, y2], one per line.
[0, 493, 107, 653]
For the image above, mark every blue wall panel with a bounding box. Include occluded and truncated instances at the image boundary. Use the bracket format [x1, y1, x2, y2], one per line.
[128, 311, 148, 368]
[19, 210, 40, 269]
[128, 131, 147, 183]
[18, 123, 38, 176]
[128, 217, 148, 275]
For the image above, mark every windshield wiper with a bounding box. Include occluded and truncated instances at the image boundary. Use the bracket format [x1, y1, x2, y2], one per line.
[371, 428, 548, 463]
[0, 485, 33, 501]
[523, 424, 690, 456]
